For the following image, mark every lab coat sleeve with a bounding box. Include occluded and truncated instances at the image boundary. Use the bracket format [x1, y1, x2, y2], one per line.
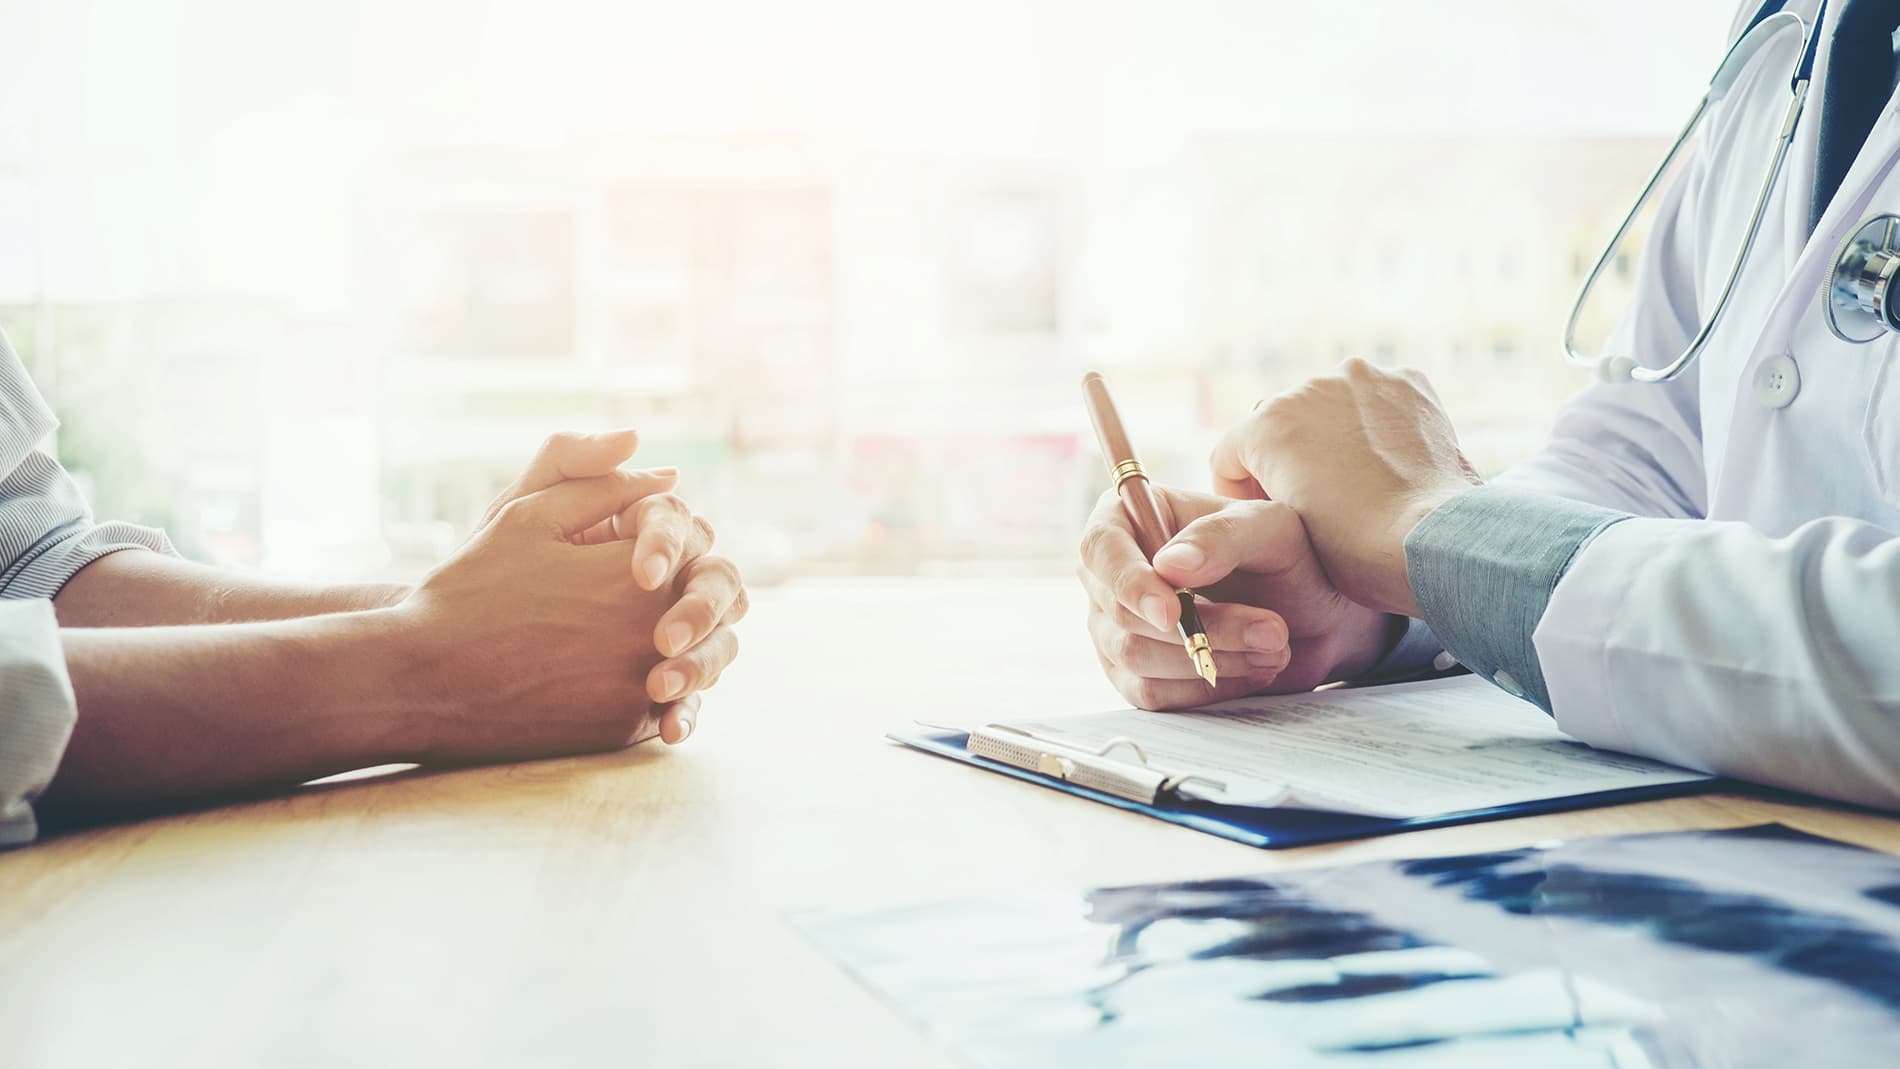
[1407, 485, 1900, 811]
[1536, 514, 1900, 810]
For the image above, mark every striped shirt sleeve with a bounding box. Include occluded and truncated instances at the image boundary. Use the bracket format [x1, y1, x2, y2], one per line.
[0, 449, 177, 600]
[0, 329, 173, 845]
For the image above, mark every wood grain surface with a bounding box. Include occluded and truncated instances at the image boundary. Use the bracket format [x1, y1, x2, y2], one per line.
[3, 578, 1894, 1068]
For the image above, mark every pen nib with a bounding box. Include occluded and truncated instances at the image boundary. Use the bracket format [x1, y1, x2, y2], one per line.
[1187, 636, 1217, 687]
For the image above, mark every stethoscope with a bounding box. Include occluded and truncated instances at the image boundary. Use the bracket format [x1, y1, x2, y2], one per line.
[1566, 2, 1900, 381]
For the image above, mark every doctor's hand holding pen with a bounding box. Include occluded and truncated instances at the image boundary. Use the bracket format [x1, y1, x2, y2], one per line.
[1079, 357, 1477, 711]
[1078, 484, 1399, 711]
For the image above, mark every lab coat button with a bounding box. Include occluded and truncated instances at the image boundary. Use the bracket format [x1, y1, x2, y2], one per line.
[1753, 354, 1800, 408]
[1493, 670, 1525, 698]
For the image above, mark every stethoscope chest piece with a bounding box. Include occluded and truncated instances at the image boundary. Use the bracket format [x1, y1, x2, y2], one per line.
[1825, 214, 1900, 343]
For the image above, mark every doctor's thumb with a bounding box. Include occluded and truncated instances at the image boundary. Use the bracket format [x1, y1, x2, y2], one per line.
[1152, 540, 1209, 584]
[1153, 514, 1248, 587]
[1154, 500, 1305, 588]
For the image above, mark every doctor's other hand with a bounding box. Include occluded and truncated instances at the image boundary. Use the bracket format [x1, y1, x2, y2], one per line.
[1211, 358, 1481, 618]
[1079, 486, 1397, 711]
[467, 429, 747, 747]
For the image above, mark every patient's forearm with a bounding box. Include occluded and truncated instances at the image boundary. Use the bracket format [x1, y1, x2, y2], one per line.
[41, 611, 435, 809]
[53, 550, 410, 627]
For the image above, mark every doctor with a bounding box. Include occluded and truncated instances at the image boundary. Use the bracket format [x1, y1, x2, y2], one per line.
[1079, 0, 1900, 809]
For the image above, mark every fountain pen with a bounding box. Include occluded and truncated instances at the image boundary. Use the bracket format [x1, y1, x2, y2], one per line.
[1081, 371, 1217, 687]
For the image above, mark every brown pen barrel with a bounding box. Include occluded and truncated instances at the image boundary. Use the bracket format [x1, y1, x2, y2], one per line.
[1082, 372, 1173, 560]
[1116, 474, 1173, 560]
[1083, 370, 1217, 686]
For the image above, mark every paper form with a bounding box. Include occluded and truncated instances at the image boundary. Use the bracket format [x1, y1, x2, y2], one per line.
[1000, 674, 1710, 818]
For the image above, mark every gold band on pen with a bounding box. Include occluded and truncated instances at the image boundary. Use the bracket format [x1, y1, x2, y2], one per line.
[1112, 458, 1147, 489]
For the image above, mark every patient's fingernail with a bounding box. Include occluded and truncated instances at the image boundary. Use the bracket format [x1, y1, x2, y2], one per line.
[1155, 543, 1205, 572]
[659, 670, 686, 700]
[1244, 621, 1283, 650]
[665, 621, 692, 656]
[1140, 595, 1170, 631]
[676, 715, 695, 742]
[641, 555, 670, 587]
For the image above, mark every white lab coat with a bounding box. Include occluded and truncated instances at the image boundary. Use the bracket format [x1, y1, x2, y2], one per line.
[1506, 0, 1900, 807]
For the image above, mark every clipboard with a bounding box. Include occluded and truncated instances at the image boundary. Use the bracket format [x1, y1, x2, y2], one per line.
[890, 727, 1723, 850]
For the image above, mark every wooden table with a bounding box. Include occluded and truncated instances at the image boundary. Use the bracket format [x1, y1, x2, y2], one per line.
[5, 577, 1898, 1068]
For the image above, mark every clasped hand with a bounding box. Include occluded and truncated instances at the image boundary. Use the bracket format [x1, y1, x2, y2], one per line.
[1080, 359, 1478, 710]
[393, 430, 745, 761]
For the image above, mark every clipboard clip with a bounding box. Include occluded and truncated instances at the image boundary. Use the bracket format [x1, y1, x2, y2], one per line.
[964, 723, 1229, 806]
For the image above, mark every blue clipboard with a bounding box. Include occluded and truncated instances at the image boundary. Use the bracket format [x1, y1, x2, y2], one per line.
[891, 728, 1723, 849]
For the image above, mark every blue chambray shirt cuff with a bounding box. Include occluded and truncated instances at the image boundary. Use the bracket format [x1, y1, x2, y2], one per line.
[0, 599, 78, 847]
[1403, 485, 1630, 712]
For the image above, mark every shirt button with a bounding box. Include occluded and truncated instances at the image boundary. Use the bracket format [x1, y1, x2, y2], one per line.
[1753, 353, 1801, 409]
[1493, 670, 1525, 698]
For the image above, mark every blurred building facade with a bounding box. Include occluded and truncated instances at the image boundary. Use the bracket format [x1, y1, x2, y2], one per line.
[0, 133, 1662, 578]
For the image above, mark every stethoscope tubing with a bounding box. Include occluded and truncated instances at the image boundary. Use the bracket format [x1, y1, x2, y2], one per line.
[1564, 7, 1822, 383]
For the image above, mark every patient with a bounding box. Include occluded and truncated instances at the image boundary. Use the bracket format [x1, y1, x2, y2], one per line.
[0, 332, 745, 847]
